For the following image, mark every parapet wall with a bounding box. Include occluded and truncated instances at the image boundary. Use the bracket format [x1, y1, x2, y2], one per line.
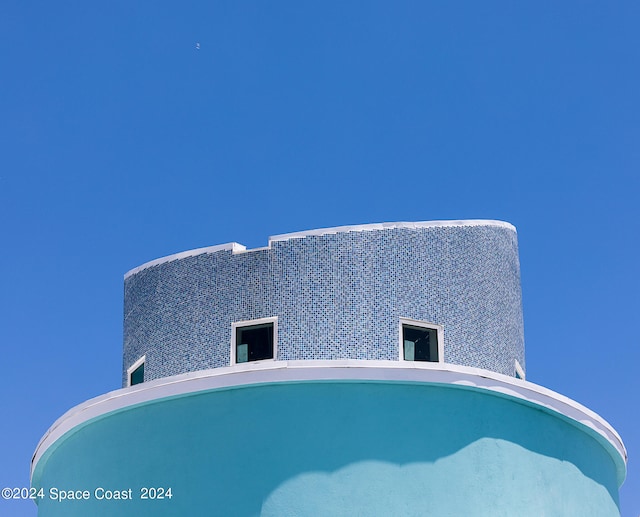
[123, 220, 524, 385]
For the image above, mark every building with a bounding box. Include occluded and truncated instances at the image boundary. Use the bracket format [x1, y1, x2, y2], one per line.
[31, 220, 626, 516]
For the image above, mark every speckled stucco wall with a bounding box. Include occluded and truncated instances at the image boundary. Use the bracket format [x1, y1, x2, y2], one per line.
[122, 221, 524, 385]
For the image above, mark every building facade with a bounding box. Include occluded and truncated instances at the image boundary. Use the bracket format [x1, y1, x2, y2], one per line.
[31, 220, 626, 516]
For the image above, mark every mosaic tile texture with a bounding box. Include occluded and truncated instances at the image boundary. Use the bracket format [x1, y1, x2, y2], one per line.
[122, 222, 525, 385]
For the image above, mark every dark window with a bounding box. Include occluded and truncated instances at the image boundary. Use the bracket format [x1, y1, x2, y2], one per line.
[130, 362, 144, 385]
[236, 323, 274, 363]
[403, 325, 439, 362]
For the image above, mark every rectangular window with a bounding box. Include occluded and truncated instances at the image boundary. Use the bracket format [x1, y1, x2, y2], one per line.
[127, 356, 146, 386]
[231, 317, 277, 365]
[399, 318, 443, 363]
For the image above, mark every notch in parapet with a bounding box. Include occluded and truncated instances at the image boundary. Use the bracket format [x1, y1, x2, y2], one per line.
[124, 220, 515, 279]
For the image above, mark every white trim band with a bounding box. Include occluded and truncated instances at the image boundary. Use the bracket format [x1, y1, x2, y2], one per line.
[269, 220, 516, 242]
[32, 360, 625, 484]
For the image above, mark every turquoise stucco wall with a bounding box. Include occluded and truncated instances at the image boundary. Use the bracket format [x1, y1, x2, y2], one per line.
[32, 381, 621, 516]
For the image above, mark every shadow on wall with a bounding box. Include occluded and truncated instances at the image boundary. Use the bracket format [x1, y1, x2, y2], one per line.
[33, 382, 619, 516]
[261, 445, 617, 517]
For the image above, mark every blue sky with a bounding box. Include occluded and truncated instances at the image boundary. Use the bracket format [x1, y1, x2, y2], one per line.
[1, 1, 638, 515]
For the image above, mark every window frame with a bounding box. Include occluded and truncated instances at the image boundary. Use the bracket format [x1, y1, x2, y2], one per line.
[231, 317, 278, 365]
[399, 318, 444, 363]
[127, 355, 146, 386]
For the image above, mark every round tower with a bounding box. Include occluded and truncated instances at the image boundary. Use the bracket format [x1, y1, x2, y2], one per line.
[31, 221, 626, 516]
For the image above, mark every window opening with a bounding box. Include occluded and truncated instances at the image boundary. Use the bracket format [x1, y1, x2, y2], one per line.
[399, 318, 443, 363]
[127, 356, 145, 386]
[232, 318, 277, 364]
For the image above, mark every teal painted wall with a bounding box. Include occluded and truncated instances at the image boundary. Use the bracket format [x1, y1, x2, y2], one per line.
[33, 381, 620, 516]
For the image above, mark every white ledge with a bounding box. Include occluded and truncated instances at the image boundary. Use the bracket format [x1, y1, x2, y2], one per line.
[31, 360, 625, 485]
[124, 242, 246, 279]
[124, 220, 516, 278]
[269, 219, 516, 242]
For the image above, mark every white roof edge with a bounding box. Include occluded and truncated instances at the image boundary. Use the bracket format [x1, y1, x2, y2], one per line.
[31, 360, 625, 484]
[123, 220, 516, 278]
[269, 220, 516, 242]
[124, 242, 246, 279]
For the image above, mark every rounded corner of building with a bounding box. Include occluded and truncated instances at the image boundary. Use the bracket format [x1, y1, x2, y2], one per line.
[31, 219, 627, 516]
[32, 363, 626, 516]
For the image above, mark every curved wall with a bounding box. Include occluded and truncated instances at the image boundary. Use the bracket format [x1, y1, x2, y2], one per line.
[123, 221, 524, 384]
[32, 375, 623, 517]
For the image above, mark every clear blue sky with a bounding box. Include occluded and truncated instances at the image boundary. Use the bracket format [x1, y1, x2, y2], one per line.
[1, 2, 638, 515]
